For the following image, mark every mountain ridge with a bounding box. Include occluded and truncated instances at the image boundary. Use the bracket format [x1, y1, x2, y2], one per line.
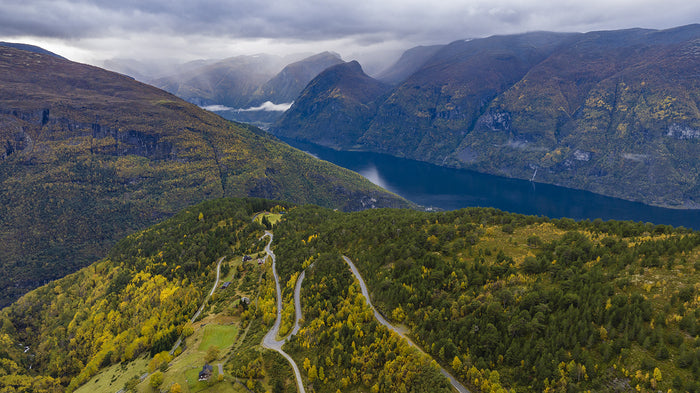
[271, 24, 700, 208]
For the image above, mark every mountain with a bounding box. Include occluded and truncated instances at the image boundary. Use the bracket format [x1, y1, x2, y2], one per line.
[269, 60, 391, 147]
[375, 44, 443, 85]
[150, 52, 344, 128]
[151, 54, 287, 108]
[102, 58, 223, 83]
[0, 45, 410, 307]
[2, 197, 700, 393]
[0, 41, 65, 59]
[250, 51, 344, 105]
[271, 25, 700, 208]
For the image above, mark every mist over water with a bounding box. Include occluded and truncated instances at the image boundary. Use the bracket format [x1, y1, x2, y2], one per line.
[358, 165, 392, 191]
[283, 138, 700, 229]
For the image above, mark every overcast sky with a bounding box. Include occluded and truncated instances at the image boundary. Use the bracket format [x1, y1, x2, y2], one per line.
[1, 0, 698, 73]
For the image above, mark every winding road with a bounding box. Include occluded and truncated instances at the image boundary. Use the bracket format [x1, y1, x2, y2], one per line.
[290, 270, 305, 337]
[258, 231, 468, 393]
[342, 256, 471, 393]
[170, 256, 226, 355]
[260, 231, 306, 393]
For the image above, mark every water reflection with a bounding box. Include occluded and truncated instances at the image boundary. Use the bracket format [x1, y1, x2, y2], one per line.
[284, 138, 700, 229]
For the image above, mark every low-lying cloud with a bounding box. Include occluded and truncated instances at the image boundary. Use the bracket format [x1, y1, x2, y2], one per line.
[240, 101, 294, 112]
[201, 104, 234, 111]
[202, 101, 293, 113]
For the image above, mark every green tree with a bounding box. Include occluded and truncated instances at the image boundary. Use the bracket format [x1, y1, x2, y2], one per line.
[205, 346, 220, 363]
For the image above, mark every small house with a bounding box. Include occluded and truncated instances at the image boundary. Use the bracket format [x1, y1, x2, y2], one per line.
[220, 281, 231, 290]
[198, 364, 213, 381]
[242, 255, 252, 262]
[257, 258, 264, 266]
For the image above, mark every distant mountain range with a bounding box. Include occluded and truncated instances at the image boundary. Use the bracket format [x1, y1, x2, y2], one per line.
[0, 45, 408, 307]
[151, 53, 287, 108]
[148, 52, 343, 127]
[272, 24, 700, 208]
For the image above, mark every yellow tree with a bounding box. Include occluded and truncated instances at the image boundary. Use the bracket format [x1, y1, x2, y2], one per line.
[452, 356, 463, 373]
[150, 371, 163, 389]
[308, 365, 318, 382]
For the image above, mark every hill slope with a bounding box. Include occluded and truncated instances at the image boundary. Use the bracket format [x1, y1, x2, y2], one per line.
[2, 198, 700, 393]
[0, 42, 65, 59]
[271, 25, 700, 208]
[0, 46, 409, 307]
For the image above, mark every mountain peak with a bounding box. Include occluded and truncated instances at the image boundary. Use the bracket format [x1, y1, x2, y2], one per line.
[249, 51, 346, 108]
[270, 60, 390, 148]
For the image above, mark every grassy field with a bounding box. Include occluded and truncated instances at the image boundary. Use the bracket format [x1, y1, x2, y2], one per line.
[254, 212, 283, 226]
[132, 315, 242, 393]
[199, 324, 239, 351]
[74, 356, 149, 393]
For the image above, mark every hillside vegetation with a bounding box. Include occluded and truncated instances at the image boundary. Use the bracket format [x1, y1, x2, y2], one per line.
[0, 46, 408, 307]
[2, 198, 700, 393]
[273, 206, 700, 393]
[0, 198, 278, 391]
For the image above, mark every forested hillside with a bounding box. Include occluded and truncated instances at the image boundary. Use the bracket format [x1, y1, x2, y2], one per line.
[0, 45, 408, 307]
[273, 206, 700, 392]
[0, 198, 280, 391]
[2, 198, 700, 393]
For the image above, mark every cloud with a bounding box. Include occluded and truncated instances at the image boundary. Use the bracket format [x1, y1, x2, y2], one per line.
[0, 0, 698, 66]
[201, 104, 235, 112]
[240, 102, 294, 112]
[202, 101, 293, 112]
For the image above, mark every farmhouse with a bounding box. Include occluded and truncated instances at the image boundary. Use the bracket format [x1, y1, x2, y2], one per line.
[198, 364, 213, 381]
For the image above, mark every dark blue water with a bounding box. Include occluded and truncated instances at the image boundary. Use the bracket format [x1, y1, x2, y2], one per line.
[283, 138, 700, 229]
